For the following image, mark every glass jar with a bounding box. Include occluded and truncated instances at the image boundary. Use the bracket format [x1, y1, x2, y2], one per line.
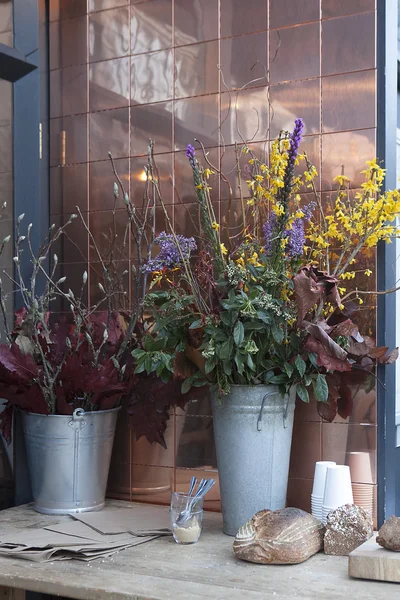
[170, 492, 204, 544]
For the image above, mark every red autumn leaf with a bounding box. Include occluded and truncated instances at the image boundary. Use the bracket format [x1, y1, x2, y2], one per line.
[14, 307, 27, 327]
[337, 383, 353, 420]
[89, 311, 126, 349]
[99, 393, 125, 411]
[346, 333, 397, 365]
[317, 396, 337, 422]
[327, 302, 358, 326]
[0, 343, 38, 381]
[379, 347, 399, 365]
[128, 375, 207, 446]
[293, 268, 323, 325]
[174, 351, 197, 379]
[306, 336, 352, 372]
[304, 322, 348, 361]
[55, 392, 74, 415]
[60, 353, 91, 386]
[93, 383, 127, 407]
[332, 319, 363, 342]
[0, 382, 49, 440]
[47, 318, 73, 366]
[309, 266, 341, 310]
[340, 369, 374, 390]
[187, 326, 204, 350]
[23, 385, 49, 414]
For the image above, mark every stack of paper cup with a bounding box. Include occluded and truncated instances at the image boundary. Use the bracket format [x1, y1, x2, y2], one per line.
[311, 461, 336, 521]
[348, 452, 373, 516]
[322, 465, 353, 525]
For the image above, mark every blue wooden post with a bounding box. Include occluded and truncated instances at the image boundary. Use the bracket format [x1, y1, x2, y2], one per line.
[376, 0, 400, 526]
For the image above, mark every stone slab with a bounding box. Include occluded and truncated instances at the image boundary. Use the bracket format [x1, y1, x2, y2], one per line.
[0, 502, 397, 599]
[349, 534, 400, 583]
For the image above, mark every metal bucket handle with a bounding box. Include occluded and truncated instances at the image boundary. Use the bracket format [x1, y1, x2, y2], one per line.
[257, 392, 291, 431]
[68, 408, 87, 430]
[72, 408, 85, 420]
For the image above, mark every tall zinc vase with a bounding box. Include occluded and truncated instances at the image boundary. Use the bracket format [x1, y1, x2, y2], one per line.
[211, 384, 296, 536]
[21, 406, 120, 515]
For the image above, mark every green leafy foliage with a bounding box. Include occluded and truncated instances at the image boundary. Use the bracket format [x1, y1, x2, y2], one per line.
[233, 321, 245, 346]
[312, 373, 329, 403]
[297, 383, 309, 403]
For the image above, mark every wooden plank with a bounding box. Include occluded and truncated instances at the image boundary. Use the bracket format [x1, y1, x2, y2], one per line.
[0, 502, 399, 599]
[0, 588, 25, 600]
[349, 535, 400, 583]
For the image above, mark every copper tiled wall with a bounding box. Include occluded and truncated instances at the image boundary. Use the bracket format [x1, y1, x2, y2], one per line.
[49, 0, 377, 515]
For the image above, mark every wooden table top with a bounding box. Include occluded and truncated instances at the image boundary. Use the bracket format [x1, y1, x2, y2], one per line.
[0, 500, 397, 600]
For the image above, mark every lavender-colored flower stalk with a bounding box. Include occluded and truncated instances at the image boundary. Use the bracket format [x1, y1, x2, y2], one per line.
[264, 201, 315, 258]
[273, 118, 305, 239]
[142, 232, 197, 273]
[186, 144, 196, 170]
[263, 212, 277, 254]
[285, 202, 316, 256]
[302, 201, 316, 222]
[284, 118, 304, 187]
[286, 219, 305, 257]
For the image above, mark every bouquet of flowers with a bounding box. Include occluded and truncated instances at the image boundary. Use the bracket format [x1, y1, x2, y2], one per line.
[135, 118, 399, 421]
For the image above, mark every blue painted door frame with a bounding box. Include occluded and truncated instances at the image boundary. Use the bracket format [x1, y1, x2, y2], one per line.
[11, 0, 49, 507]
[377, 0, 400, 525]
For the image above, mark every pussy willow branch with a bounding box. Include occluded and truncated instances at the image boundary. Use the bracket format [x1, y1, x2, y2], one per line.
[0, 278, 11, 343]
[14, 219, 29, 308]
[75, 207, 114, 331]
[0, 232, 12, 342]
[108, 148, 156, 360]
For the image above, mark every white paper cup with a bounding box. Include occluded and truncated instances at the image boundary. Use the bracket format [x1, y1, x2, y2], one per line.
[312, 461, 336, 497]
[323, 465, 353, 508]
[347, 452, 373, 484]
[312, 510, 323, 521]
[321, 507, 334, 525]
[311, 493, 324, 501]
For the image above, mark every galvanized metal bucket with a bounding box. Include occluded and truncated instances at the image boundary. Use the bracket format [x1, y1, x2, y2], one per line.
[211, 385, 296, 536]
[21, 407, 120, 515]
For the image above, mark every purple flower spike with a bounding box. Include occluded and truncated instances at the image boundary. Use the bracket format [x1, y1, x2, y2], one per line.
[302, 201, 316, 222]
[186, 144, 196, 159]
[286, 219, 305, 257]
[263, 213, 277, 254]
[287, 118, 304, 171]
[279, 118, 305, 204]
[186, 144, 197, 170]
[142, 232, 197, 274]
